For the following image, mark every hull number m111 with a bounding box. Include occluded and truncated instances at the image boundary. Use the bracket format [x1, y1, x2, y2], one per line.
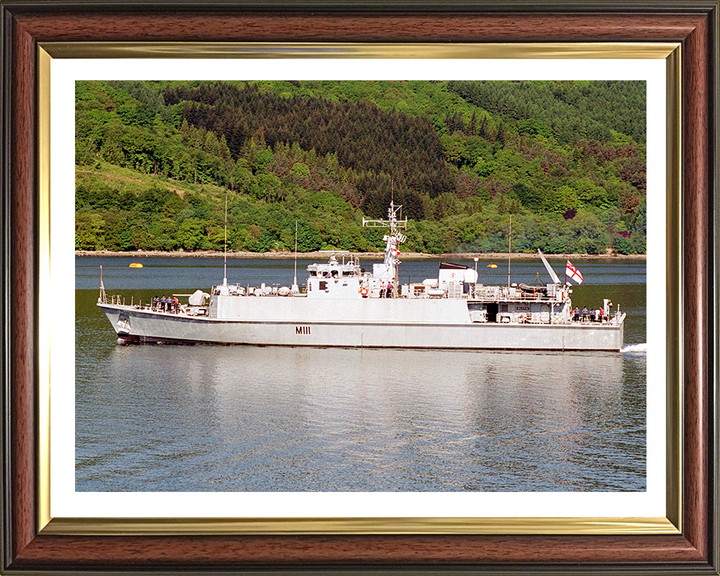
[296, 326, 311, 335]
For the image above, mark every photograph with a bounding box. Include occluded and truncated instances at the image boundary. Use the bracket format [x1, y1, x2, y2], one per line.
[74, 78, 649, 494]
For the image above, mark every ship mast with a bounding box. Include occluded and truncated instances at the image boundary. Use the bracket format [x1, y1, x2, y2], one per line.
[292, 220, 299, 293]
[222, 191, 228, 288]
[98, 265, 106, 304]
[362, 196, 407, 298]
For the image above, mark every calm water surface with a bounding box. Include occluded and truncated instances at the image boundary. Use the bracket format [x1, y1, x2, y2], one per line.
[76, 256, 646, 492]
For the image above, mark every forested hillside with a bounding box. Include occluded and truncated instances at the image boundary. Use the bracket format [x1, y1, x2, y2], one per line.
[75, 80, 646, 255]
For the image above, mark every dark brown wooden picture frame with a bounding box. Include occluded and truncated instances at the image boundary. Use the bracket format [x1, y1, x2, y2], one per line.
[1, 1, 718, 573]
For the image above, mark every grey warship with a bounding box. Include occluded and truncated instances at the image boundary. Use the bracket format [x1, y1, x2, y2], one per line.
[98, 201, 626, 351]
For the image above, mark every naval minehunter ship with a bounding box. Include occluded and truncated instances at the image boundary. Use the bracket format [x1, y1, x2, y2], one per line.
[98, 201, 626, 351]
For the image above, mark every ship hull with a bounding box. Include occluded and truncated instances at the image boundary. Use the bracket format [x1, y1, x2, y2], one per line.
[99, 304, 624, 352]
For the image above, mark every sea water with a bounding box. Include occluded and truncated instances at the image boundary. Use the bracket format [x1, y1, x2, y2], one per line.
[75, 256, 646, 492]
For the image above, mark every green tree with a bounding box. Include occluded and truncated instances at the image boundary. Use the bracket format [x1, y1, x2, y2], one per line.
[552, 185, 579, 214]
[75, 212, 106, 250]
[290, 162, 310, 177]
[569, 212, 609, 254]
[177, 218, 207, 250]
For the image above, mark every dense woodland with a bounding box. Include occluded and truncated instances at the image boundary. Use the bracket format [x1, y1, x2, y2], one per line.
[75, 80, 647, 255]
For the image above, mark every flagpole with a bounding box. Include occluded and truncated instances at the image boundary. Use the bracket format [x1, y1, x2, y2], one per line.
[507, 214, 512, 288]
[292, 220, 299, 293]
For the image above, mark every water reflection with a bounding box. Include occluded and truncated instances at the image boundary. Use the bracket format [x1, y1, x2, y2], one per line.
[76, 344, 645, 492]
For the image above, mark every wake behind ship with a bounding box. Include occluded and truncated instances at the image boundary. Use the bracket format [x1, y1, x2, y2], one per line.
[98, 202, 625, 351]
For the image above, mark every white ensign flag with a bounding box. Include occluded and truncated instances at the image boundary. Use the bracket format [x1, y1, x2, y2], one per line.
[565, 260, 583, 284]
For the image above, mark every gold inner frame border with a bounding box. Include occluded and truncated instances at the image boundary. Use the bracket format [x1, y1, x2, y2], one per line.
[36, 41, 682, 536]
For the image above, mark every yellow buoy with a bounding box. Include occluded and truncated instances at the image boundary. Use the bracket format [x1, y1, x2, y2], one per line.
[129, 262, 143, 268]
[487, 263, 497, 268]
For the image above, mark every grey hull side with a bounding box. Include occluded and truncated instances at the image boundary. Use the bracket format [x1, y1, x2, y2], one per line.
[99, 305, 624, 351]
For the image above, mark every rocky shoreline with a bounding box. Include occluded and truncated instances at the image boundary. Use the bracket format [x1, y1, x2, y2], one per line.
[76, 249, 646, 261]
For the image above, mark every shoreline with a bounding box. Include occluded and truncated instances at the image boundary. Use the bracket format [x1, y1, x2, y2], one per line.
[75, 249, 647, 261]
